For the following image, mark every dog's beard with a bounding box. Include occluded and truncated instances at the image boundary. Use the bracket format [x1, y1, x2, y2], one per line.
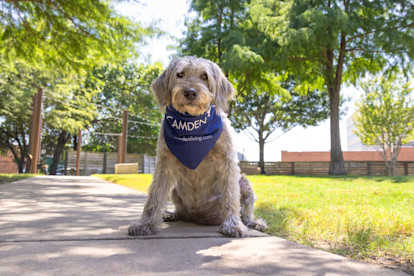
[172, 89, 212, 116]
[178, 103, 209, 116]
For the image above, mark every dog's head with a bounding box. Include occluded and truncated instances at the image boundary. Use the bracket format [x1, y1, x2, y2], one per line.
[151, 56, 234, 116]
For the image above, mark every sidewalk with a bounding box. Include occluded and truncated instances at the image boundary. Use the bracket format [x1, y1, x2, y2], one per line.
[0, 176, 407, 275]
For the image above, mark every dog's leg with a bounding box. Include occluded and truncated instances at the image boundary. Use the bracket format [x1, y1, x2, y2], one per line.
[128, 162, 174, 236]
[162, 187, 186, 222]
[217, 162, 248, 238]
[239, 175, 268, 232]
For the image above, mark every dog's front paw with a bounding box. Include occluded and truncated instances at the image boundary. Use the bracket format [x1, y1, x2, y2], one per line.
[219, 220, 248, 238]
[128, 222, 159, 236]
[246, 218, 269, 232]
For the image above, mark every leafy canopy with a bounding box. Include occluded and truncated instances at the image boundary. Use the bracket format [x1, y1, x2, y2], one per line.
[0, 0, 149, 72]
[83, 62, 163, 155]
[354, 75, 414, 149]
[250, 0, 414, 89]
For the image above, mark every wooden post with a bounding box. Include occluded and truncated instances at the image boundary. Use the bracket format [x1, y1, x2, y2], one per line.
[367, 161, 371, 176]
[103, 153, 107, 174]
[84, 152, 88, 176]
[28, 93, 38, 171]
[404, 162, 409, 176]
[76, 128, 82, 176]
[29, 88, 43, 174]
[120, 110, 128, 163]
[117, 135, 122, 163]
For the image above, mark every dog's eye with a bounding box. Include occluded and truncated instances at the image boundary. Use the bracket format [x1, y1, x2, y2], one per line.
[177, 72, 184, 78]
[201, 73, 208, 80]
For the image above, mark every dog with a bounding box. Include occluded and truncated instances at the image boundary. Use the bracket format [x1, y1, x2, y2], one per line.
[128, 56, 267, 237]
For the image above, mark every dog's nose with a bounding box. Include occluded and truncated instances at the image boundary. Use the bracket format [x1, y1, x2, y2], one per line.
[184, 88, 198, 100]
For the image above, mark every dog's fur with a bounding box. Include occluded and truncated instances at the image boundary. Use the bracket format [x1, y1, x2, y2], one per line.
[128, 56, 267, 237]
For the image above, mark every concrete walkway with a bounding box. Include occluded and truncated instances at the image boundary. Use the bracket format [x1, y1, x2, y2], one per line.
[0, 176, 407, 275]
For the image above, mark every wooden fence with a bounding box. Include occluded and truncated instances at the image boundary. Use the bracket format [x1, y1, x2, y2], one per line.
[62, 152, 414, 176]
[239, 161, 414, 176]
[64, 151, 155, 175]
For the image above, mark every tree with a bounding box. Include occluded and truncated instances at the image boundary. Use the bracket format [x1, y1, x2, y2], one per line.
[232, 79, 330, 173]
[354, 75, 414, 176]
[181, 0, 335, 166]
[0, 0, 154, 173]
[0, 61, 34, 173]
[83, 62, 163, 156]
[179, 0, 277, 97]
[0, 61, 96, 173]
[42, 78, 97, 175]
[250, 0, 414, 174]
[0, 0, 147, 71]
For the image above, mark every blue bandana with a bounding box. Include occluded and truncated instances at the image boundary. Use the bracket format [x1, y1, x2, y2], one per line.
[164, 105, 223, 169]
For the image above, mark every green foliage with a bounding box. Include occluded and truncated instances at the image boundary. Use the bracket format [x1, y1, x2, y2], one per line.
[249, 0, 414, 174]
[232, 80, 330, 138]
[250, 0, 414, 87]
[232, 78, 330, 171]
[182, 0, 328, 168]
[0, 0, 149, 72]
[0, 60, 49, 172]
[83, 62, 163, 155]
[0, 0, 157, 173]
[0, 60, 97, 172]
[354, 75, 414, 175]
[180, 0, 280, 96]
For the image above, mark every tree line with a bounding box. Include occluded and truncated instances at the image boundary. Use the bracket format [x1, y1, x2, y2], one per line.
[0, 0, 162, 174]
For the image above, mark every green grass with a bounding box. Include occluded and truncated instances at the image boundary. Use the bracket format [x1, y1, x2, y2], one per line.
[0, 173, 36, 184]
[94, 174, 153, 192]
[94, 174, 414, 270]
[250, 175, 414, 266]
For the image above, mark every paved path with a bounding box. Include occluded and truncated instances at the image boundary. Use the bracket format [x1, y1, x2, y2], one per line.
[0, 176, 407, 275]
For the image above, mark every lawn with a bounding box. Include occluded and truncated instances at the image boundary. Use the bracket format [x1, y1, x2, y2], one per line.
[95, 174, 414, 273]
[0, 173, 36, 184]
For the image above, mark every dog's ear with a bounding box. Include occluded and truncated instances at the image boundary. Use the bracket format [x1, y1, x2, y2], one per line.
[151, 59, 180, 109]
[151, 69, 170, 109]
[209, 61, 235, 112]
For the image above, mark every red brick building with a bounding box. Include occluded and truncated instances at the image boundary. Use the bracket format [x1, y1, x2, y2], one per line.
[281, 147, 414, 162]
[0, 151, 18, 173]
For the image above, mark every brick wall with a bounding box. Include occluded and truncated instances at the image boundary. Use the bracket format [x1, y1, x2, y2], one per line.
[0, 151, 18, 173]
[281, 147, 414, 162]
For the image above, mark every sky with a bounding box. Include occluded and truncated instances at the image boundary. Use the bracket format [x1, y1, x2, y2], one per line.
[115, 0, 363, 162]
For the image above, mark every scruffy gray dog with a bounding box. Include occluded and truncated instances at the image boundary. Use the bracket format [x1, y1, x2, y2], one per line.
[128, 56, 267, 237]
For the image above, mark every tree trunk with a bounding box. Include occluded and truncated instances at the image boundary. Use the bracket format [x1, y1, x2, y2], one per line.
[72, 134, 78, 150]
[327, 35, 347, 175]
[328, 87, 346, 175]
[49, 131, 69, 175]
[389, 147, 401, 176]
[259, 137, 265, 174]
[17, 156, 25, 173]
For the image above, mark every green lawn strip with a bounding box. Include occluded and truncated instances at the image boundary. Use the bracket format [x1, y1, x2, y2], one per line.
[0, 173, 37, 184]
[94, 174, 414, 269]
[94, 174, 152, 193]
